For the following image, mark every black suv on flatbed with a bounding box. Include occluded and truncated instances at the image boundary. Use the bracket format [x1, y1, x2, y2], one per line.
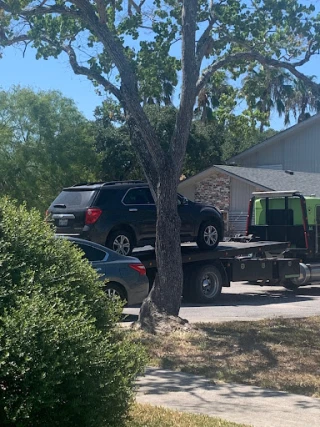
[48, 180, 224, 255]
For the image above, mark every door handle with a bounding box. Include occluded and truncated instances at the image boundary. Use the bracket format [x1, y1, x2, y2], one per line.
[129, 208, 138, 212]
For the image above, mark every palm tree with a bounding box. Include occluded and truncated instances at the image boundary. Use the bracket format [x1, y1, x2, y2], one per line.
[241, 66, 294, 132]
[194, 71, 237, 123]
[284, 77, 320, 124]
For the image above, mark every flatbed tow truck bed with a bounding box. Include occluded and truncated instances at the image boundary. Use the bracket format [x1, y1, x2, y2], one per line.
[134, 241, 300, 303]
[134, 241, 290, 267]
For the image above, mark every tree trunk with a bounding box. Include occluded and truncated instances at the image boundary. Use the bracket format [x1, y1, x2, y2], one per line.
[138, 164, 188, 333]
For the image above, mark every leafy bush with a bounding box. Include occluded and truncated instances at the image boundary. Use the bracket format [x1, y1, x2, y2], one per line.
[0, 198, 146, 427]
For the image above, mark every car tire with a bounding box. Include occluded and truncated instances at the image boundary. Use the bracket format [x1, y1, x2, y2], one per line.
[196, 220, 220, 250]
[106, 230, 134, 256]
[105, 282, 127, 302]
[189, 264, 223, 303]
[282, 279, 301, 291]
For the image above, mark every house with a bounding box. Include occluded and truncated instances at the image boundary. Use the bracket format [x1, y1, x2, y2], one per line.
[227, 113, 320, 172]
[178, 165, 320, 235]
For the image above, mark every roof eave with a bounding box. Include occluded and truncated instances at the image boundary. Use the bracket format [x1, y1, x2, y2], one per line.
[178, 165, 218, 188]
[179, 165, 273, 192]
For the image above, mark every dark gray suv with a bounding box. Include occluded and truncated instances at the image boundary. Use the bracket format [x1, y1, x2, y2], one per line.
[48, 180, 224, 255]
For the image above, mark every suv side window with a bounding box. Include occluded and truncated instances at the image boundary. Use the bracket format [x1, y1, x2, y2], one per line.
[123, 188, 154, 205]
[76, 243, 108, 262]
[95, 188, 124, 208]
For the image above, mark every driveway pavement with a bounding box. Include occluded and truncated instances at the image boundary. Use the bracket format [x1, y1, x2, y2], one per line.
[136, 368, 320, 427]
[123, 282, 320, 324]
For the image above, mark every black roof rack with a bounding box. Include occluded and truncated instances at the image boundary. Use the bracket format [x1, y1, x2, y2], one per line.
[72, 181, 105, 187]
[102, 180, 145, 186]
[71, 180, 146, 187]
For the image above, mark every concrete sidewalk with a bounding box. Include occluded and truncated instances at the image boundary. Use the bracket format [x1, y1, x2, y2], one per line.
[136, 368, 320, 427]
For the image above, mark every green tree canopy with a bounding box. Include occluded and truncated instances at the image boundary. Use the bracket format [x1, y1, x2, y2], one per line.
[0, 87, 98, 212]
[95, 103, 223, 179]
[95, 100, 275, 179]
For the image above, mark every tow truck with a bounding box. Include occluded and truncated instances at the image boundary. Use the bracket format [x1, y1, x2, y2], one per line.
[135, 240, 300, 304]
[135, 190, 320, 303]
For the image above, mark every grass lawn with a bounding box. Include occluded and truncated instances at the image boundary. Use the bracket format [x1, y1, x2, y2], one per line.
[130, 316, 320, 397]
[126, 404, 249, 427]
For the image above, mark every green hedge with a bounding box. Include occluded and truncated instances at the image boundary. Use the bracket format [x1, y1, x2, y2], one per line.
[0, 198, 146, 427]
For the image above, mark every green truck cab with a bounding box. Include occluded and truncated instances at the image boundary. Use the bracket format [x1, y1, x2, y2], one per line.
[247, 191, 320, 262]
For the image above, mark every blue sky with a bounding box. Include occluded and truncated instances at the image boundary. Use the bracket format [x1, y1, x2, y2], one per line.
[2, 36, 320, 129]
[1, 46, 103, 120]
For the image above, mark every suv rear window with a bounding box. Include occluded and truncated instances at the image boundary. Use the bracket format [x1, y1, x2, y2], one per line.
[50, 190, 95, 208]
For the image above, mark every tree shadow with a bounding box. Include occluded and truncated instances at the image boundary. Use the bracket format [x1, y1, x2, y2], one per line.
[183, 285, 320, 308]
[136, 368, 320, 412]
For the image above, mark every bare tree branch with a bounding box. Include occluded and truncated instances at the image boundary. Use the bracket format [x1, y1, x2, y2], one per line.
[234, 36, 318, 66]
[0, 33, 30, 46]
[261, 54, 320, 94]
[170, 0, 198, 175]
[95, 0, 107, 25]
[128, 0, 146, 15]
[0, 28, 123, 100]
[196, 50, 320, 96]
[71, 0, 165, 170]
[0, 0, 80, 18]
[195, 1, 217, 70]
[196, 20, 214, 71]
[62, 44, 122, 100]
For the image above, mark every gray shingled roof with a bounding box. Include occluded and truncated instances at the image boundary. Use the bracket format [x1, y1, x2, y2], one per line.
[214, 165, 320, 197]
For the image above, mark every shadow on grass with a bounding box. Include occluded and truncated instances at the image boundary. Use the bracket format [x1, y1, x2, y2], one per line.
[137, 317, 320, 398]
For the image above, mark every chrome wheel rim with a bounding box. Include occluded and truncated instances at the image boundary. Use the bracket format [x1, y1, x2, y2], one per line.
[113, 234, 131, 255]
[203, 225, 218, 246]
[106, 288, 121, 299]
[201, 272, 219, 298]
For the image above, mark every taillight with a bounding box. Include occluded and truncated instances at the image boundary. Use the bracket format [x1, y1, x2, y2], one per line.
[129, 263, 146, 275]
[85, 208, 102, 225]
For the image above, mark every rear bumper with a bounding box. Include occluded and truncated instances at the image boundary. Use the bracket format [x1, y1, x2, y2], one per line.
[126, 277, 149, 305]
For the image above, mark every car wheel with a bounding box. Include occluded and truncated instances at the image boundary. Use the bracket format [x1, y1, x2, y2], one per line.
[105, 282, 127, 302]
[189, 264, 223, 303]
[197, 220, 220, 250]
[107, 230, 134, 255]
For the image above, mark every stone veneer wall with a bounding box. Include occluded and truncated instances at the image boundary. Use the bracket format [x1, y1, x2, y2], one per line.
[194, 172, 231, 211]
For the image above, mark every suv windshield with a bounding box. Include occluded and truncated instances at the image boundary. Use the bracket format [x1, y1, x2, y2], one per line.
[50, 190, 96, 208]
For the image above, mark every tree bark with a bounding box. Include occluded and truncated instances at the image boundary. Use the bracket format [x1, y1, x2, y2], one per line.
[138, 160, 187, 333]
[135, 0, 198, 332]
